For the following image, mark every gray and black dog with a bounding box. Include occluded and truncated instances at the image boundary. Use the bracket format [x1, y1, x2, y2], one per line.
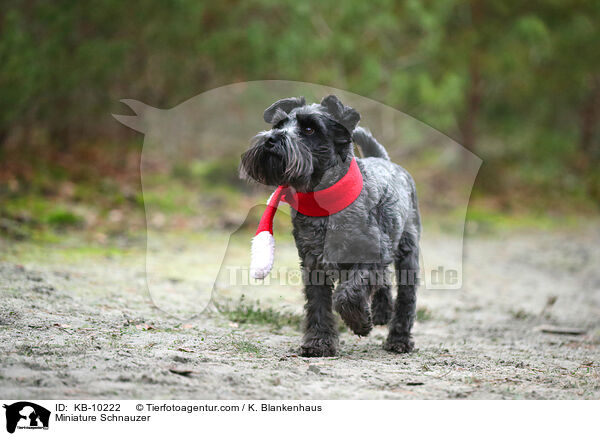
[240, 95, 421, 357]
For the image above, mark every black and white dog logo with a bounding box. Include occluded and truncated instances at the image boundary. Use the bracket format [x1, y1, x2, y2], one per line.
[3, 402, 50, 434]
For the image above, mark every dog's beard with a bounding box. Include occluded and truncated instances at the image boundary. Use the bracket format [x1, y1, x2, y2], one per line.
[240, 134, 314, 190]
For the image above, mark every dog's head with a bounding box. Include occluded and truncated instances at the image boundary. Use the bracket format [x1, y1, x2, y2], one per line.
[240, 95, 360, 191]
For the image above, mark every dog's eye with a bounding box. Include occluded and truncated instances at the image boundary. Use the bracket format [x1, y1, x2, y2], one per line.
[303, 126, 315, 135]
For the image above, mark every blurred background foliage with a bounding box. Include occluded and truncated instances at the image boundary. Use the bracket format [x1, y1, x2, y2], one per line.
[0, 0, 599, 241]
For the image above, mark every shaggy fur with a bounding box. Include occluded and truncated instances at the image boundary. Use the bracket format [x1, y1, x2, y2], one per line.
[240, 95, 421, 357]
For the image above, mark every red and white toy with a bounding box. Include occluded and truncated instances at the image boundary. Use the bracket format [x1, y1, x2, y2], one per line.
[250, 185, 286, 279]
[250, 157, 363, 279]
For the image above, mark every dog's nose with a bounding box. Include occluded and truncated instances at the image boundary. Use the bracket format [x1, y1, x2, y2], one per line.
[265, 136, 278, 148]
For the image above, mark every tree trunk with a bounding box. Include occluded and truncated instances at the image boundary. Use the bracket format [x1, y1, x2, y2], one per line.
[0, 129, 7, 152]
[458, 60, 483, 153]
[458, 0, 483, 154]
[579, 75, 600, 167]
[579, 75, 600, 204]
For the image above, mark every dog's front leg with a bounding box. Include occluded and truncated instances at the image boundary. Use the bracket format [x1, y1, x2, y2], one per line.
[333, 268, 374, 337]
[371, 269, 393, 326]
[300, 272, 338, 357]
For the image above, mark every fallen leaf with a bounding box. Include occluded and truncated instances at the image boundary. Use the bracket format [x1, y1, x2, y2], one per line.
[536, 325, 586, 335]
[169, 368, 196, 377]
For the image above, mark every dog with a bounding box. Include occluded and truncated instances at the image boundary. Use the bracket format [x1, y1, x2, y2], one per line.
[240, 95, 421, 357]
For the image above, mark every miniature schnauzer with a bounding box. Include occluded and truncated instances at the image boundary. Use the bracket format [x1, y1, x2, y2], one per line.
[240, 95, 421, 357]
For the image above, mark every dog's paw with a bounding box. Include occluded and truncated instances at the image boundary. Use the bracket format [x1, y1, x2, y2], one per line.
[383, 336, 414, 354]
[338, 308, 373, 336]
[349, 317, 374, 337]
[334, 292, 373, 337]
[300, 338, 338, 357]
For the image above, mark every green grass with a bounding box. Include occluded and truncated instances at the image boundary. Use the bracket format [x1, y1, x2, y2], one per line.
[171, 157, 245, 189]
[3, 195, 84, 227]
[45, 208, 83, 227]
[218, 295, 302, 330]
[0, 234, 140, 267]
[140, 170, 245, 216]
[3, 155, 597, 246]
[463, 206, 583, 233]
[231, 338, 263, 355]
[416, 306, 433, 322]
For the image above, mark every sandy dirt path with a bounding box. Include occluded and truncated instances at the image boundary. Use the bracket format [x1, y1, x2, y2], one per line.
[1, 227, 599, 399]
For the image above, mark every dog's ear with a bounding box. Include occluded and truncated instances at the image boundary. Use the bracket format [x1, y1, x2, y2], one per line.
[320, 95, 360, 133]
[330, 120, 353, 163]
[264, 96, 306, 124]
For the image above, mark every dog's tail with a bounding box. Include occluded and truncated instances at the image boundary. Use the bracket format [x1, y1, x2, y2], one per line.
[352, 127, 390, 160]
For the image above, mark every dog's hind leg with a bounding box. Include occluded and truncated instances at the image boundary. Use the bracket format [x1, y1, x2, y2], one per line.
[384, 231, 419, 353]
[371, 269, 393, 326]
[300, 271, 339, 357]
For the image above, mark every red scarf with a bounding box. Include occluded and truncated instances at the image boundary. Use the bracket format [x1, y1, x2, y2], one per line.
[251, 158, 363, 279]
